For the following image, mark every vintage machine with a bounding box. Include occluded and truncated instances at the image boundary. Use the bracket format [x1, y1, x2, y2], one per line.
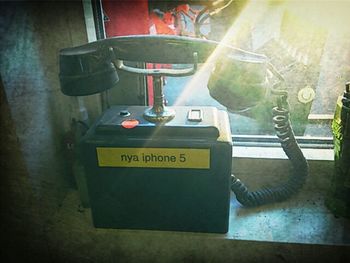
[59, 35, 308, 233]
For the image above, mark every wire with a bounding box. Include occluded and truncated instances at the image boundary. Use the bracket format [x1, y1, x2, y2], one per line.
[231, 95, 309, 207]
[194, 0, 234, 38]
[209, 0, 234, 16]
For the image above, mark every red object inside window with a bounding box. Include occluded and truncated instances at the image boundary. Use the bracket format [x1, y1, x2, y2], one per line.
[102, 1, 180, 106]
[103, 0, 150, 37]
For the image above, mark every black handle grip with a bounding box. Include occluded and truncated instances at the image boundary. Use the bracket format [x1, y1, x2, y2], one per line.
[59, 35, 267, 96]
[60, 35, 266, 64]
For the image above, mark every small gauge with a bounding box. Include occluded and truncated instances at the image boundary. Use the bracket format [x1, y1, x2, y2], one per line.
[298, 86, 315, 104]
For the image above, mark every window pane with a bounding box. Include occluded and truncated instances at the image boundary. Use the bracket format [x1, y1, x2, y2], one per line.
[162, 1, 350, 138]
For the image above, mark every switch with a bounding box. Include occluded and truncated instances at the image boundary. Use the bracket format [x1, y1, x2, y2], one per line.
[187, 109, 202, 122]
[119, 110, 131, 117]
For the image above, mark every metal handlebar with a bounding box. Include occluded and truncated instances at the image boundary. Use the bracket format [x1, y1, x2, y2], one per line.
[114, 52, 198, 77]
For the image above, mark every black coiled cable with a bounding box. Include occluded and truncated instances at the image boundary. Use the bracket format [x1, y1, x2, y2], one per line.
[231, 96, 309, 207]
[194, 6, 210, 38]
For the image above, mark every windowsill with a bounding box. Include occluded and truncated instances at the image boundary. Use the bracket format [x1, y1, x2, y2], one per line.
[46, 149, 349, 262]
[233, 146, 334, 161]
[229, 145, 350, 245]
[232, 135, 334, 161]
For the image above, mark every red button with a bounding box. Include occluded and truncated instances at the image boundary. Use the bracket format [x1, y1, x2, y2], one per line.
[121, 119, 139, 129]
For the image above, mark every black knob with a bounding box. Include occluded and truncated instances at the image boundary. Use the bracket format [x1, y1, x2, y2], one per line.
[119, 110, 131, 117]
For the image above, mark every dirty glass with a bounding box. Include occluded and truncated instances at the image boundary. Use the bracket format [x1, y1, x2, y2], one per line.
[99, 0, 350, 139]
[158, 0, 350, 138]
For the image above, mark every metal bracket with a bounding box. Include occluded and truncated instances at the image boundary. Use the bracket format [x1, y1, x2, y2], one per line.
[112, 52, 198, 123]
[114, 52, 198, 77]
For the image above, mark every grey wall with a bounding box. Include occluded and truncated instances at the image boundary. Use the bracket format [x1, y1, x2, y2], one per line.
[0, 1, 101, 213]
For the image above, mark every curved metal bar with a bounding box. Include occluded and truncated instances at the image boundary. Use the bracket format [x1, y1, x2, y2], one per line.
[114, 52, 198, 77]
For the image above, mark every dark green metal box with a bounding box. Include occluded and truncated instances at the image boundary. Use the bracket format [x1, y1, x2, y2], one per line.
[80, 105, 232, 233]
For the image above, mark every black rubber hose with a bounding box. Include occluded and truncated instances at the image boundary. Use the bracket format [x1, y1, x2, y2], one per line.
[194, 6, 210, 38]
[231, 103, 309, 207]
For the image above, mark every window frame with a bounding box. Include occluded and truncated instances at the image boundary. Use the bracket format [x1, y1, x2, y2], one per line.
[83, 0, 335, 162]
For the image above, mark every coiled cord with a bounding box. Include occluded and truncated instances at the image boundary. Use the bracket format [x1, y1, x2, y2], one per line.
[231, 96, 309, 207]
